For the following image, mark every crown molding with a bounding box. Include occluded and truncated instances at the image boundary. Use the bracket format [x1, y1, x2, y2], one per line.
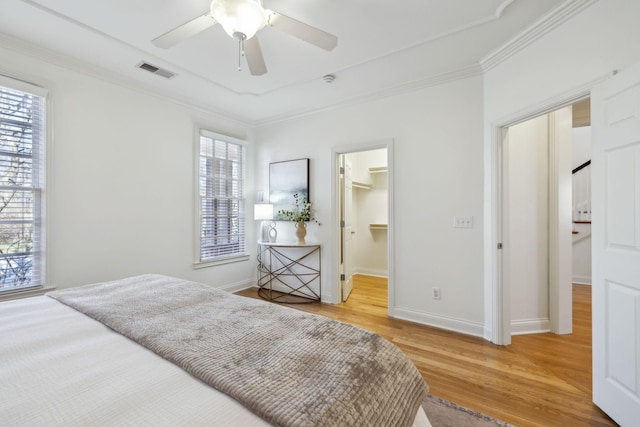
[0, 33, 253, 127]
[495, 1, 516, 18]
[480, 0, 599, 72]
[1, 30, 482, 128]
[254, 64, 483, 127]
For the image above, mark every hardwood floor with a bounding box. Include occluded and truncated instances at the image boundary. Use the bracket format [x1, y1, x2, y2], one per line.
[236, 276, 617, 426]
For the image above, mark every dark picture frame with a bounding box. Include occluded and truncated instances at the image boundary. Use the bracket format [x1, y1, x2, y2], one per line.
[269, 158, 309, 220]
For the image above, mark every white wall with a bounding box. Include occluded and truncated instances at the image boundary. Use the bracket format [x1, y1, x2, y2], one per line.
[484, 0, 640, 342]
[5, 0, 634, 341]
[572, 126, 591, 169]
[572, 126, 592, 284]
[506, 115, 550, 334]
[254, 75, 485, 336]
[572, 225, 591, 284]
[572, 126, 592, 220]
[347, 149, 388, 277]
[0, 43, 256, 291]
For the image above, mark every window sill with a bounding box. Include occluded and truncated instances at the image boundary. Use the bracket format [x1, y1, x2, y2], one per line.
[0, 285, 56, 302]
[193, 253, 250, 269]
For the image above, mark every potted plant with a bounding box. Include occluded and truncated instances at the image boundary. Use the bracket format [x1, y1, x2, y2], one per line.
[278, 193, 319, 244]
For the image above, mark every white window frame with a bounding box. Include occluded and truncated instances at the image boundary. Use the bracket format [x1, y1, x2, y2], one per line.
[194, 129, 249, 268]
[0, 75, 47, 294]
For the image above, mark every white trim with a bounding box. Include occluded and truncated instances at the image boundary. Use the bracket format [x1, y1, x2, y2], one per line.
[0, 28, 482, 128]
[193, 254, 251, 269]
[495, 1, 515, 18]
[0, 285, 55, 302]
[547, 108, 573, 335]
[353, 268, 388, 278]
[572, 275, 592, 285]
[394, 306, 485, 338]
[193, 129, 248, 267]
[43, 82, 54, 290]
[548, 111, 561, 333]
[497, 126, 510, 345]
[0, 33, 253, 127]
[1, 67, 57, 291]
[480, 0, 599, 72]
[0, 74, 50, 290]
[511, 318, 551, 335]
[217, 279, 254, 293]
[199, 129, 248, 146]
[331, 139, 395, 310]
[255, 65, 482, 127]
[0, 74, 48, 97]
[485, 79, 605, 345]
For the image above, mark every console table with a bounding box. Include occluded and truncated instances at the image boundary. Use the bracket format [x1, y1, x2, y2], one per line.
[257, 241, 321, 303]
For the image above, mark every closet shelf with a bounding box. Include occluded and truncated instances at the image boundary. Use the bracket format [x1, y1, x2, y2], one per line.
[368, 166, 387, 174]
[352, 181, 371, 190]
[369, 224, 388, 230]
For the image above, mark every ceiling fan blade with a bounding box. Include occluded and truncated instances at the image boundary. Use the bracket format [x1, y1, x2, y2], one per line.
[244, 37, 267, 76]
[267, 12, 337, 51]
[152, 12, 217, 49]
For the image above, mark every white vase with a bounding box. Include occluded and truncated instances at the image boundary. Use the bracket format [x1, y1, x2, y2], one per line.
[268, 222, 277, 242]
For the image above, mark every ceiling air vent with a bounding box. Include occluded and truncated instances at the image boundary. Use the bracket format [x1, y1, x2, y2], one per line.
[137, 61, 176, 79]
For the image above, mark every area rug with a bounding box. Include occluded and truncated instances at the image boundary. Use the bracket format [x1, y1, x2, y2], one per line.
[422, 394, 517, 427]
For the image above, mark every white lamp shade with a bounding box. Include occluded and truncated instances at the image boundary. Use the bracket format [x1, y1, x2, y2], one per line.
[211, 0, 267, 40]
[254, 203, 274, 220]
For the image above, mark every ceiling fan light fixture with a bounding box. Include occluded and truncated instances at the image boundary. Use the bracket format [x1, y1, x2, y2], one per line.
[210, 0, 266, 40]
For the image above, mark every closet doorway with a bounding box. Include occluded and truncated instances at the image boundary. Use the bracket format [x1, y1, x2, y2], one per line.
[334, 142, 392, 309]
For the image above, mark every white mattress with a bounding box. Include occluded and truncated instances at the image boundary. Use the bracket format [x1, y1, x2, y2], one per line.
[0, 295, 431, 426]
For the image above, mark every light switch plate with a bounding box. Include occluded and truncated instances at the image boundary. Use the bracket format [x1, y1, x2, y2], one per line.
[454, 216, 473, 228]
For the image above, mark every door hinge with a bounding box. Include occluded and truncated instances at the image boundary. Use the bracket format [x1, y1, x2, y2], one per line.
[497, 243, 503, 249]
[340, 166, 345, 175]
[340, 274, 346, 281]
[340, 220, 345, 228]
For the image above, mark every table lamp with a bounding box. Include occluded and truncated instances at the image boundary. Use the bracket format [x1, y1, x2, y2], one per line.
[254, 203, 275, 242]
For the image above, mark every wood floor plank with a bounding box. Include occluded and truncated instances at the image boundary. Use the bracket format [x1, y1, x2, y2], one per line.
[236, 276, 615, 426]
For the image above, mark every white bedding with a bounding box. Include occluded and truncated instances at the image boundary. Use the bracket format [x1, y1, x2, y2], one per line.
[0, 295, 431, 426]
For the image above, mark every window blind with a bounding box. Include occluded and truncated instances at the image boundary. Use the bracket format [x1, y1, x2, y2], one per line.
[198, 131, 245, 262]
[0, 78, 45, 291]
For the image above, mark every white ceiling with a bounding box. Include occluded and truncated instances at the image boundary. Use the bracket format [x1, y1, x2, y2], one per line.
[0, 0, 563, 124]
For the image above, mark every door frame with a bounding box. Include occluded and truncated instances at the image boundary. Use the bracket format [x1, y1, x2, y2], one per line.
[330, 139, 395, 311]
[500, 108, 573, 341]
[338, 154, 354, 302]
[486, 83, 599, 345]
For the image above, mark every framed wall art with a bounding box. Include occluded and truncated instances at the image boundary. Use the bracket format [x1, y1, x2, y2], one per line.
[269, 158, 309, 220]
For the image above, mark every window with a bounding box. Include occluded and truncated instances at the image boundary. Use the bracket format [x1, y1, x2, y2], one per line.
[0, 77, 46, 292]
[197, 130, 246, 264]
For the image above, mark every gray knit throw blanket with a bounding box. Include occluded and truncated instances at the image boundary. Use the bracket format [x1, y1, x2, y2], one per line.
[48, 274, 428, 426]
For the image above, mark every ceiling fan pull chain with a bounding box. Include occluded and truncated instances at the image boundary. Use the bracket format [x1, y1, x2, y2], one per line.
[238, 38, 243, 72]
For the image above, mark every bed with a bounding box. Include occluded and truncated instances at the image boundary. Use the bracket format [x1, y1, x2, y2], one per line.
[0, 274, 431, 426]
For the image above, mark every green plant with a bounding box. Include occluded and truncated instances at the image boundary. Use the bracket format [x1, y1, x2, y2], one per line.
[278, 193, 320, 224]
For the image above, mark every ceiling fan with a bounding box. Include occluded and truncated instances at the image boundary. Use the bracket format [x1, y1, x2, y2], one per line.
[152, 0, 338, 76]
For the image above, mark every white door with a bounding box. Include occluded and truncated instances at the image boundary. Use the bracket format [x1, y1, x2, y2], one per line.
[592, 63, 640, 425]
[339, 156, 355, 302]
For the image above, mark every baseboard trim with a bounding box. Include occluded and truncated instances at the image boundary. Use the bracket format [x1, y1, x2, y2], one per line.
[572, 275, 591, 285]
[353, 268, 388, 278]
[511, 318, 550, 335]
[219, 279, 255, 293]
[392, 306, 485, 338]
[238, 281, 334, 303]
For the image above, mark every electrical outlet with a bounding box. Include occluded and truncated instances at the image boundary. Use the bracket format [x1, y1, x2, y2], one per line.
[454, 216, 473, 228]
[432, 287, 441, 300]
